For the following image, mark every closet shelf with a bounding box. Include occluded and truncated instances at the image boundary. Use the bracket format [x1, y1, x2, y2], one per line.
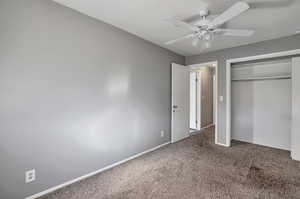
[232, 75, 291, 81]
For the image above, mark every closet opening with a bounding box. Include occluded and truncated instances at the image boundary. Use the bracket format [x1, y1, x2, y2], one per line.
[231, 57, 292, 150]
[226, 52, 300, 161]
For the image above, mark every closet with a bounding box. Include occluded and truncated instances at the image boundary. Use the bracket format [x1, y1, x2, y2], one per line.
[231, 58, 292, 150]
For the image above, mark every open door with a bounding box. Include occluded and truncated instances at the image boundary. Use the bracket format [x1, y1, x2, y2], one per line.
[171, 63, 190, 143]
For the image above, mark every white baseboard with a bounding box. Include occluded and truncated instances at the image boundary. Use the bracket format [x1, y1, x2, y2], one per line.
[292, 153, 300, 161]
[192, 123, 215, 134]
[25, 142, 170, 199]
[201, 123, 215, 130]
[191, 124, 229, 147]
[216, 141, 230, 147]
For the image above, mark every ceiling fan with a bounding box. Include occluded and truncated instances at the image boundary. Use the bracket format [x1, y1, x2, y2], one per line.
[165, 1, 254, 48]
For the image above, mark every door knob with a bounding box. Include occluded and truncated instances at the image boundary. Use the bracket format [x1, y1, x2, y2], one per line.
[173, 105, 178, 109]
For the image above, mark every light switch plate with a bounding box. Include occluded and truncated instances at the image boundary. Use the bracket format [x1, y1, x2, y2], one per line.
[219, 96, 224, 102]
[26, 169, 36, 183]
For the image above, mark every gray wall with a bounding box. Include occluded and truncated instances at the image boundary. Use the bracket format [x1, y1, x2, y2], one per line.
[186, 34, 300, 144]
[0, 1, 184, 199]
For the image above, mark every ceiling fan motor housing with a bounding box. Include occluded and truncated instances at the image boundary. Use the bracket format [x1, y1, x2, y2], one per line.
[194, 9, 210, 28]
[199, 9, 209, 17]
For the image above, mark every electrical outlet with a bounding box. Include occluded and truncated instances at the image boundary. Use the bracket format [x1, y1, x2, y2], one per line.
[160, 130, 165, 137]
[25, 169, 35, 183]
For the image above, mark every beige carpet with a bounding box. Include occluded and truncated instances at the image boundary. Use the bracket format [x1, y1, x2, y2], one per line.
[40, 127, 300, 199]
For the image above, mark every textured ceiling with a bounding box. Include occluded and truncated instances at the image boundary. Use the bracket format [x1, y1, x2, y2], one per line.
[53, 0, 300, 56]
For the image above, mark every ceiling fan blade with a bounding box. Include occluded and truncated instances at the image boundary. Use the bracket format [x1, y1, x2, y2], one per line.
[165, 17, 198, 31]
[165, 34, 195, 45]
[210, 2, 250, 27]
[216, 29, 254, 36]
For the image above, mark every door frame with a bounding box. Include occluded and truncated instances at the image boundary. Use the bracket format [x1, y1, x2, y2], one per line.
[226, 49, 300, 147]
[188, 61, 219, 145]
[189, 71, 201, 130]
[196, 71, 202, 130]
[213, 74, 216, 125]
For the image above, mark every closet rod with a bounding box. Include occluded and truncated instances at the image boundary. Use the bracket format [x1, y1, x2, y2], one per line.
[232, 75, 291, 81]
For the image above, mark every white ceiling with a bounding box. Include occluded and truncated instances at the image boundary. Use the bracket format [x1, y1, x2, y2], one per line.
[53, 0, 300, 56]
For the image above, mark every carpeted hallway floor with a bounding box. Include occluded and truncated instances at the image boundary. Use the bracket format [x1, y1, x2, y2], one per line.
[40, 127, 300, 199]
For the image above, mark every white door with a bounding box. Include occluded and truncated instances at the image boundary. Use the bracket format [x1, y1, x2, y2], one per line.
[172, 63, 190, 143]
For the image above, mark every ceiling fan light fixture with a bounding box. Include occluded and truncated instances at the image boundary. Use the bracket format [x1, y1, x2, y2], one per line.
[197, 40, 211, 50]
[204, 41, 211, 49]
[192, 38, 199, 46]
[203, 32, 214, 41]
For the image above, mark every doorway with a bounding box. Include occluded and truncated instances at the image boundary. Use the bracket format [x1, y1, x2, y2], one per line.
[189, 64, 217, 134]
[171, 61, 218, 144]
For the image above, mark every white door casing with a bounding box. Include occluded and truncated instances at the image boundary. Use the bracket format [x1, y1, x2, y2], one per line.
[197, 71, 202, 130]
[213, 75, 216, 125]
[190, 72, 197, 129]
